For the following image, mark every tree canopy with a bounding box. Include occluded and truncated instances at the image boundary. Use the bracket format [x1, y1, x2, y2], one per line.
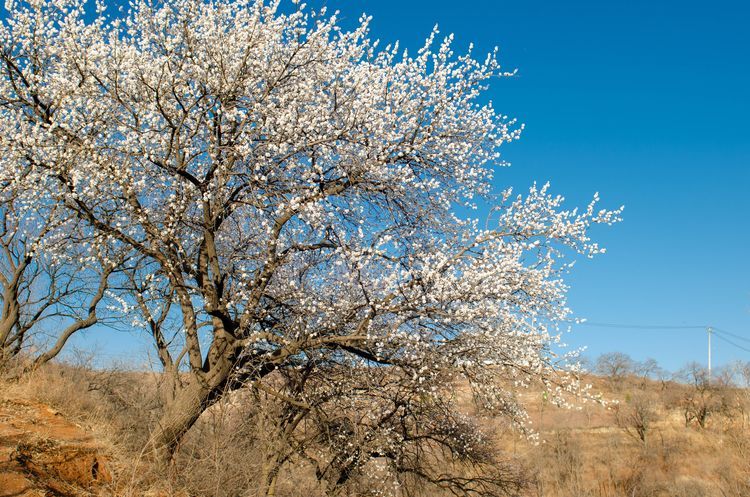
[0, 0, 621, 494]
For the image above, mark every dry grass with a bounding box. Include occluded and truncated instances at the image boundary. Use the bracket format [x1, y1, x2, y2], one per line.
[504, 375, 750, 497]
[1, 360, 163, 495]
[1, 363, 749, 497]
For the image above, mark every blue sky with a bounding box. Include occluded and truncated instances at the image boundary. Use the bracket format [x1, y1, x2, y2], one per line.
[49, 0, 749, 371]
[332, 0, 750, 371]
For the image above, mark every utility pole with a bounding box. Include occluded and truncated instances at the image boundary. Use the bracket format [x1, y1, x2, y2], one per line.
[707, 326, 712, 381]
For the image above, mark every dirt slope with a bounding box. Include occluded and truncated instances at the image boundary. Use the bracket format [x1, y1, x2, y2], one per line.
[0, 398, 111, 497]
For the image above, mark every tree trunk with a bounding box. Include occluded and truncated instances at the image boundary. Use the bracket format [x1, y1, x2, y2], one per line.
[146, 334, 244, 465]
[147, 379, 211, 465]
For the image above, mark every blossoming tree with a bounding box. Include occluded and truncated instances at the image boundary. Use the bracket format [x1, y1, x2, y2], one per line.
[0, 0, 621, 490]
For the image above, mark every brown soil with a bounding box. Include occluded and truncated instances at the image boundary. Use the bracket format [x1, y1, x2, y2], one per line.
[0, 398, 111, 497]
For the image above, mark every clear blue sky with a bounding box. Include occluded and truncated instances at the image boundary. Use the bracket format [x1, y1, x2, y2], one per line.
[46, 0, 750, 371]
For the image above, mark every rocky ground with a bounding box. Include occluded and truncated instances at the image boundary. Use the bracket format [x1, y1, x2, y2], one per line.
[0, 398, 111, 497]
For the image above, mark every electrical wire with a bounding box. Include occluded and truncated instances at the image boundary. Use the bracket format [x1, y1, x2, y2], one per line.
[567, 321, 750, 356]
[571, 321, 706, 330]
[711, 327, 750, 344]
[711, 330, 750, 354]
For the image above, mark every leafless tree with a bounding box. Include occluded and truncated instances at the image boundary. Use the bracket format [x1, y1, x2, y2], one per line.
[675, 362, 732, 429]
[635, 358, 662, 384]
[595, 352, 635, 386]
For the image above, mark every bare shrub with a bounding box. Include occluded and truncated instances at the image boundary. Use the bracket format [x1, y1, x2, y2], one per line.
[541, 431, 585, 496]
[676, 362, 721, 429]
[615, 394, 656, 444]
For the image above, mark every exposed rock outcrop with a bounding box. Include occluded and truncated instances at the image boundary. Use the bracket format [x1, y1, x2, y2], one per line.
[0, 399, 111, 496]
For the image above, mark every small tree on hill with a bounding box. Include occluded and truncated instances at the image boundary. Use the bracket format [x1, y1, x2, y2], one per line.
[615, 393, 655, 444]
[595, 352, 635, 386]
[0, 0, 621, 490]
[675, 361, 736, 429]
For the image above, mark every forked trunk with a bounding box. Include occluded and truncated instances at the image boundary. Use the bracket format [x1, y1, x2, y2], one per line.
[147, 379, 212, 465]
[146, 337, 244, 465]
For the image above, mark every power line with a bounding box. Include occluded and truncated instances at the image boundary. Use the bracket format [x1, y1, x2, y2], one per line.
[712, 327, 750, 344]
[711, 330, 750, 354]
[568, 320, 750, 357]
[572, 321, 706, 330]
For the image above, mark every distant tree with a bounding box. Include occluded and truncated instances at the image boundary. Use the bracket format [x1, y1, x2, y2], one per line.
[634, 357, 665, 389]
[595, 352, 635, 385]
[736, 361, 750, 388]
[676, 362, 709, 427]
[675, 361, 734, 429]
[0, 2, 621, 492]
[635, 358, 661, 380]
[728, 360, 750, 428]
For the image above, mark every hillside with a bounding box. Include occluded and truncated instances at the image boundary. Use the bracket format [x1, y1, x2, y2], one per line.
[0, 397, 111, 496]
[500, 375, 750, 497]
[1, 365, 748, 497]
